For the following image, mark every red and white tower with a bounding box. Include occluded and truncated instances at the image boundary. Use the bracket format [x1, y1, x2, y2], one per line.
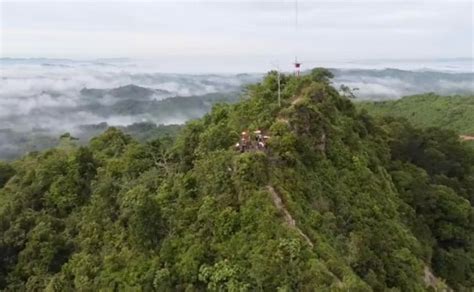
[294, 57, 301, 77]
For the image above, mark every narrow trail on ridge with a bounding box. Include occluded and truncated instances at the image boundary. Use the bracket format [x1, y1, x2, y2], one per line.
[266, 185, 346, 286]
[291, 96, 304, 105]
[423, 266, 453, 291]
[266, 185, 314, 248]
[460, 135, 474, 141]
[274, 95, 302, 124]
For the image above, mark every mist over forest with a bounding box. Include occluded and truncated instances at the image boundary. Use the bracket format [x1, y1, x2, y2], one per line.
[0, 58, 473, 160]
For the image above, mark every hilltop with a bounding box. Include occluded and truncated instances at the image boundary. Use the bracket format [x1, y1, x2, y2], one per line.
[0, 69, 473, 290]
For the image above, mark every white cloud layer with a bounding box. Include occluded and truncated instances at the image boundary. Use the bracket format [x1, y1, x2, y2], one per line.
[0, 59, 259, 132]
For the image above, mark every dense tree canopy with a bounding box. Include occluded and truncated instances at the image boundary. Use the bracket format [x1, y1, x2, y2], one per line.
[357, 93, 474, 137]
[0, 70, 472, 290]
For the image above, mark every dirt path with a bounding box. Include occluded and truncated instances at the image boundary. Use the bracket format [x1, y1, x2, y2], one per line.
[291, 96, 304, 105]
[266, 185, 314, 247]
[276, 117, 289, 124]
[267, 186, 452, 289]
[423, 266, 452, 291]
[460, 135, 474, 141]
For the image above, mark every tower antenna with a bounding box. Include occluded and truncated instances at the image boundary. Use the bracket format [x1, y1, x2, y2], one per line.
[295, 0, 298, 30]
[271, 61, 282, 107]
[293, 0, 301, 76]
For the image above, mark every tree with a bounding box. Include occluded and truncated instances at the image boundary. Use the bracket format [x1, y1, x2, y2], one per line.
[0, 162, 15, 188]
[310, 68, 334, 83]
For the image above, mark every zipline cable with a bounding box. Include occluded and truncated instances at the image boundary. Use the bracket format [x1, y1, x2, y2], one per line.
[295, 0, 298, 31]
[294, 0, 301, 76]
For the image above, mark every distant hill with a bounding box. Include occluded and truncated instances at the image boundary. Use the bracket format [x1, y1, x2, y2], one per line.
[109, 84, 171, 99]
[357, 93, 474, 135]
[77, 90, 241, 119]
[80, 84, 172, 100]
[0, 89, 239, 160]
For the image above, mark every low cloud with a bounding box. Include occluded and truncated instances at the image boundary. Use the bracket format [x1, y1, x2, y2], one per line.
[0, 59, 257, 133]
[332, 68, 474, 100]
[0, 58, 472, 160]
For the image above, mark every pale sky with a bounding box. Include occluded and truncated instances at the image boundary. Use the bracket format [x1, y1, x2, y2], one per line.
[1, 0, 473, 71]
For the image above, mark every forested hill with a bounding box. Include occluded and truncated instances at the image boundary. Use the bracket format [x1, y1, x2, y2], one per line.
[357, 94, 474, 135]
[1, 69, 473, 290]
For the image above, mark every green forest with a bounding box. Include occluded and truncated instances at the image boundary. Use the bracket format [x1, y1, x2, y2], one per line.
[0, 69, 473, 291]
[357, 94, 474, 136]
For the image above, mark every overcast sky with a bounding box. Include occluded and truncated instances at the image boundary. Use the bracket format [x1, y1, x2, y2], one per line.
[1, 0, 473, 72]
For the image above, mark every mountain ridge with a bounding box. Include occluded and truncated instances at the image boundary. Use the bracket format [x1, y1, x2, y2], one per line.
[0, 69, 472, 290]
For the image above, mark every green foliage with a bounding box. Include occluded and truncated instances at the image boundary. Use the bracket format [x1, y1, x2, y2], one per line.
[0, 70, 472, 290]
[357, 93, 474, 135]
[0, 162, 15, 188]
[310, 67, 334, 84]
[384, 119, 474, 289]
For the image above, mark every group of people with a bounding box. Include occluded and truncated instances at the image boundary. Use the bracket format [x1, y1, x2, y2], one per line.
[235, 130, 270, 153]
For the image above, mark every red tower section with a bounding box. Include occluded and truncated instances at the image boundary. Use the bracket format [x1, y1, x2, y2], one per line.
[294, 61, 301, 77]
